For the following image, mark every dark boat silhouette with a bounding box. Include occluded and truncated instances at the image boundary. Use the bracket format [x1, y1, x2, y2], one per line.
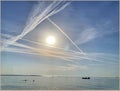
[23, 80, 28, 82]
[33, 80, 35, 82]
[82, 77, 90, 79]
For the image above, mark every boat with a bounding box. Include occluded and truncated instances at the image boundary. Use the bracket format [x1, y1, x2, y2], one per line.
[82, 77, 90, 79]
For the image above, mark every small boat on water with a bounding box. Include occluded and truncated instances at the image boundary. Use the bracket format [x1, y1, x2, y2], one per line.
[33, 80, 35, 82]
[23, 80, 28, 82]
[82, 77, 90, 79]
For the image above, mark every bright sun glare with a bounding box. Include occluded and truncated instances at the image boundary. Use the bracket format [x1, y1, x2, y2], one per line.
[46, 36, 56, 45]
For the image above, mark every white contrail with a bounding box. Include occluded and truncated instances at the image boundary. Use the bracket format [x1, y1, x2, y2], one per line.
[7, 1, 70, 46]
[4, 47, 39, 56]
[47, 18, 85, 54]
[3, 46, 117, 65]
[2, 40, 117, 65]
[2, 33, 117, 64]
[2, 1, 118, 66]
[4, 40, 117, 64]
[4, 47, 74, 63]
[2, 38, 84, 60]
[2, 33, 83, 55]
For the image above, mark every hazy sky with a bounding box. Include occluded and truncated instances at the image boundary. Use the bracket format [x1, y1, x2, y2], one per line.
[1, 1, 119, 77]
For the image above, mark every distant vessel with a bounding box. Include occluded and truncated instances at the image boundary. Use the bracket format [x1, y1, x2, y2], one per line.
[33, 80, 35, 82]
[23, 80, 28, 82]
[82, 77, 90, 79]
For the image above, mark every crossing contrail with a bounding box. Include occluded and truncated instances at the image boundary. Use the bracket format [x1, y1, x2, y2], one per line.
[1, 1, 117, 65]
[2, 33, 83, 55]
[2, 33, 117, 64]
[2, 38, 117, 65]
[7, 1, 71, 46]
[47, 18, 85, 54]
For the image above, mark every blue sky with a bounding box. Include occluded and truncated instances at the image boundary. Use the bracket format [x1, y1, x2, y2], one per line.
[1, 1, 119, 77]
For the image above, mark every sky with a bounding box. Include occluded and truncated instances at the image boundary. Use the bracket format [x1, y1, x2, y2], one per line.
[1, 1, 119, 77]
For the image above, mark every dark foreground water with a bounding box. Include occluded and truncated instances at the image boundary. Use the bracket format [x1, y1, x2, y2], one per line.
[1, 76, 119, 90]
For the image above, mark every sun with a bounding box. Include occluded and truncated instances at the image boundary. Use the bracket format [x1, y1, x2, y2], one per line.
[46, 36, 56, 45]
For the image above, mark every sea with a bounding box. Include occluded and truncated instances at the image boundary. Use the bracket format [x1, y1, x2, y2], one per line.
[1, 76, 119, 90]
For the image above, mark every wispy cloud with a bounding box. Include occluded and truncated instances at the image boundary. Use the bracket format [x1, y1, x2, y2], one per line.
[74, 23, 118, 45]
[75, 28, 98, 45]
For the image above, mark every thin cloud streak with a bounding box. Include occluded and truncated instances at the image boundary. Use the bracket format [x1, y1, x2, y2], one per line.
[2, 33, 83, 54]
[47, 18, 84, 54]
[75, 26, 118, 45]
[1, 1, 118, 73]
[7, 1, 71, 46]
[75, 28, 98, 45]
[2, 38, 118, 65]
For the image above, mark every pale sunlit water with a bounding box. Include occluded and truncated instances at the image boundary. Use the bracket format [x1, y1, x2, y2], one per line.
[1, 76, 119, 90]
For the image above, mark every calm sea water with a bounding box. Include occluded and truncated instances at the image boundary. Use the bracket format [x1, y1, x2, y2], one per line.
[1, 76, 119, 90]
